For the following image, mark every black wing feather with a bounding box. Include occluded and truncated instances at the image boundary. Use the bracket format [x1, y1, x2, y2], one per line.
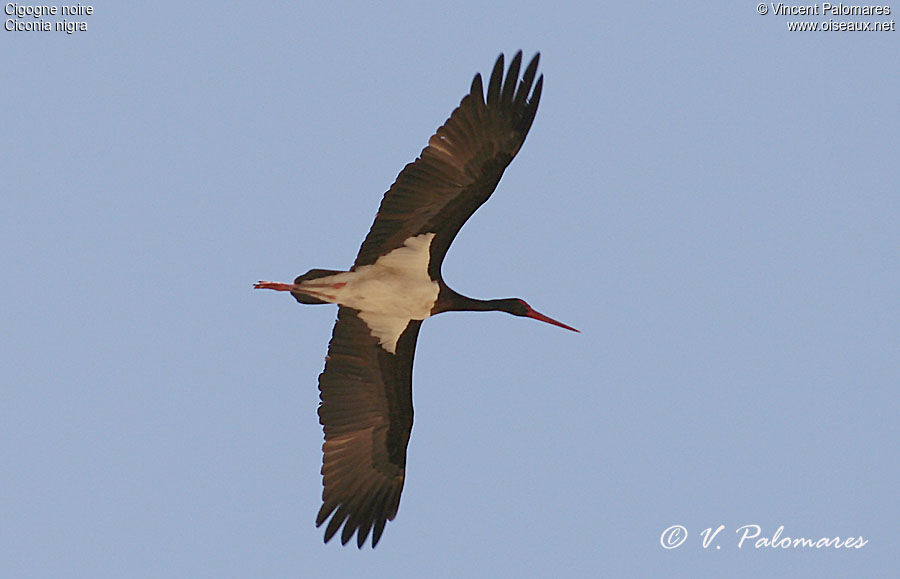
[315, 306, 422, 548]
[352, 51, 543, 279]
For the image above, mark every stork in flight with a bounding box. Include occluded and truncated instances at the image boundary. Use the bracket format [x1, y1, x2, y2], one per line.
[256, 51, 577, 548]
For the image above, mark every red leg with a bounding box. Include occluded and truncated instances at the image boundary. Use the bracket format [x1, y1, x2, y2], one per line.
[254, 281, 295, 291]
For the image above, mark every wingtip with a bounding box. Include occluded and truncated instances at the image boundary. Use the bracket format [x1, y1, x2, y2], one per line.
[525, 52, 541, 78]
[487, 53, 505, 104]
[470, 72, 484, 100]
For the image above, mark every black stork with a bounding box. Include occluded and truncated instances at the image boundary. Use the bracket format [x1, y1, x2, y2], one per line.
[255, 51, 578, 548]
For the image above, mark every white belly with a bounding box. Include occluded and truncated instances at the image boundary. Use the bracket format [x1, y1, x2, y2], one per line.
[298, 233, 439, 353]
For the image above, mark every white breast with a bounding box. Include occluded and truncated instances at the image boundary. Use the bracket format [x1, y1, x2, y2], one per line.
[297, 233, 440, 353]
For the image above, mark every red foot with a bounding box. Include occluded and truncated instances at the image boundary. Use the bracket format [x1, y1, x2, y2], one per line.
[254, 281, 295, 291]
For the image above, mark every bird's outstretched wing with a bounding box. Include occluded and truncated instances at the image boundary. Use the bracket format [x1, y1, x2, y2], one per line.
[315, 306, 422, 547]
[353, 51, 543, 278]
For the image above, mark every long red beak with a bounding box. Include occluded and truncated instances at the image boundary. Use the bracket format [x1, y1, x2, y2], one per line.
[526, 308, 580, 333]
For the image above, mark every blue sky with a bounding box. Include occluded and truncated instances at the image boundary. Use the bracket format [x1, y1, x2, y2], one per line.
[2, 2, 897, 577]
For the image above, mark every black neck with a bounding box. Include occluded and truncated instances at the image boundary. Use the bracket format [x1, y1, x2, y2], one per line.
[436, 287, 521, 314]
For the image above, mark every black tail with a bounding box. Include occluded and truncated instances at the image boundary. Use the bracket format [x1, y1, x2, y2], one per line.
[291, 269, 343, 304]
